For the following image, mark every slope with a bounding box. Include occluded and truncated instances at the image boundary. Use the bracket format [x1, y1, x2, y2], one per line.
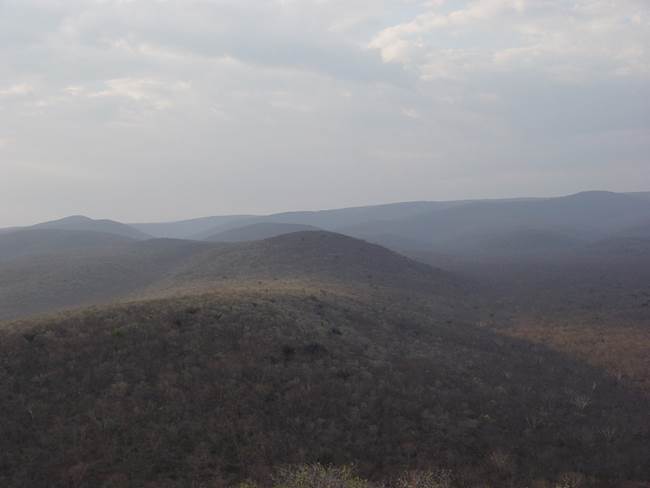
[163, 231, 459, 295]
[32, 215, 151, 240]
[191, 201, 470, 240]
[131, 215, 254, 239]
[407, 228, 650, 394]
[0, 228, 135, 262]
[343, 191, 650, 255]
[0, 288, 648, 487]
[204, 222, 320, 242]
[0, 232, 459, 322]
[0, 238, 213, 321]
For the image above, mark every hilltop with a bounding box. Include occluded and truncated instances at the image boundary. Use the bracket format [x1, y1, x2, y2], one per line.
[0, 231, 459, 322]
[1, 287, 648, 487]
[31, 215, 151, 240]
[0, 228, 134, 262]
[170, 232, 455, 292]
[204, 222, 320, 242]
[131, 215, 254, 239]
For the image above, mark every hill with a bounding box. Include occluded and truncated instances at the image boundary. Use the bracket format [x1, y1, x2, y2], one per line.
[587, 236, 650, 258]
[408, 231, 650, 394]
[1, 287, 648, 487]
[131, 215, 254, 239]
[628, 191, 650, 201]
[0, 232, 458, 322]
[0, 238, 213, 321]
[621, 222, 650, 239]
[121, 191, 650, 246]
[32, 215, 151, 240]
[190, 201, 470, 240]
[161, 232, 458, 295]
[10, 191, 649, 245]
[0, 228, 135, 262]
[204, 222, 320, 242]
[342, 191, 650, 255]
[426, 227, 586, 258]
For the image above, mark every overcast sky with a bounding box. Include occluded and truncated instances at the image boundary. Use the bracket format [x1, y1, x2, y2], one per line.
[1, 0, 649, 226]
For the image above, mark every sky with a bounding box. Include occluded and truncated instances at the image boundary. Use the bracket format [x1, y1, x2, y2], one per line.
[0, 0, 649, 226]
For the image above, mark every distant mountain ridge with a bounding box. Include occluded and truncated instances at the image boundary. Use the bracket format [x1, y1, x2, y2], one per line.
[340, 191, 650, 256]
[1, 190, 649, 260]
[190, 198, 559, 240]
[129, 191, 650, 254]
[131, 215, 254, 239]
[32, 215, 151, 240]
[204, 222, 320, 242]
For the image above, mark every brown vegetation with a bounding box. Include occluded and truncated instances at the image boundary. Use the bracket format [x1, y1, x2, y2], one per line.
[1, 224, 650, 487]
[1, 284, 648, 487]
[500, 321, 650, 395]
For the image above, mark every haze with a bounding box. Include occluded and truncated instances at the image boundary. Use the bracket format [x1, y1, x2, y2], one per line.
[2, 3, 650, 483]
[1, 0, 649, 227]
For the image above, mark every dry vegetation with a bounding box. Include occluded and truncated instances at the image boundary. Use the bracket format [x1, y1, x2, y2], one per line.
[235, 463, 646, 488]
[499, 321, 650, 395]
[0, 232, 459, 321]
[1, 229, 650, 487]
[419, 253, 650, 397]
[1, 284, 649, 487]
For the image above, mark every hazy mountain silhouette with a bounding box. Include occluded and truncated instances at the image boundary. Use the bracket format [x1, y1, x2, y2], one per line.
[189, 201, 472, 240]
[31, 215, 151, 240]
[204, 222, 320, 242]
[4, 191, 648, 245]
[604, 220, 650, 240]
[124, 191, 650, 246]
[341, 191, 650, 255]
[131, 214, 254, 239]
[587, 231, 650, 257]
[0, 228, 134, 262]
[628, 191, 650, 200]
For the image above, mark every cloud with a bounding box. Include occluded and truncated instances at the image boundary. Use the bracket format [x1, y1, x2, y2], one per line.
[0, 0, 406, 84]
[0, 84, 34, 97]
[370, 0, 650, 82]
[401, 107, 420, 119]
[86, 78, 191, 110]
[0, 0, 648, 226]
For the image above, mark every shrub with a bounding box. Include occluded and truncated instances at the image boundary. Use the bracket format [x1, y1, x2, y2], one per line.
[395, 470, 453, 488]
[273, 464, 368, 488]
